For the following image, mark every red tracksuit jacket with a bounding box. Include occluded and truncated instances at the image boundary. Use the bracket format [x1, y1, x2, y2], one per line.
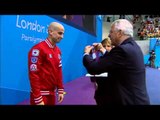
[28, 38, 64, 104]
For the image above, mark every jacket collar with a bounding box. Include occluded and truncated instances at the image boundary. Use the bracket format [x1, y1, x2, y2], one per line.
[120, 37, 133, 45]
[45, 38, 55, 48]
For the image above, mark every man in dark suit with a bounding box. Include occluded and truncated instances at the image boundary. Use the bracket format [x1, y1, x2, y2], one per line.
[83, 19, 150, 105]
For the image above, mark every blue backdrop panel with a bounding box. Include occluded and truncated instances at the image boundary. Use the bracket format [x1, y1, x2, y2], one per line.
[150, 38, 158, 51]
[155, 43, 160, 68]
[148, 38, 160, 67]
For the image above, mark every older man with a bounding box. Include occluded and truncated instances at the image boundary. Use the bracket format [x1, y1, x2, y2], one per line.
[83, 19, 150, 105]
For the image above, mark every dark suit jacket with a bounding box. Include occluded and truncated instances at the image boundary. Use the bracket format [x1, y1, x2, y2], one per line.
[83, 37, 150, 105]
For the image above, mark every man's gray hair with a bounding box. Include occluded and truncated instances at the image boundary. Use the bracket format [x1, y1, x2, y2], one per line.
[111, 19, 133, 37]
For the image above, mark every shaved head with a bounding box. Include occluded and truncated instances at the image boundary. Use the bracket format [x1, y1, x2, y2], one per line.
[48, 22, 64, 31]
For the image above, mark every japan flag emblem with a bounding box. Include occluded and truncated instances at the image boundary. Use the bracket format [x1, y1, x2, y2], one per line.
[32, 49, 39, 56]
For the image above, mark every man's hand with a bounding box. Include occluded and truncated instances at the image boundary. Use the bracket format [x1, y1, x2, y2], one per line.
[58, 93, 64, 103]
[84, 45, 93, 54]
[93, 43, 106, 54]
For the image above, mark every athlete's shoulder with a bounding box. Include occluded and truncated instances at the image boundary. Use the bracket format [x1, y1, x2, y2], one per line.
[32, 41, 45, 49]
[56, 46, 61, 53]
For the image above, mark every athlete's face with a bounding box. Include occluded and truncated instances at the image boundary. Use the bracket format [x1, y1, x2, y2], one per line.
[53, 29, 64, 43]
[49, 26, 64, 43]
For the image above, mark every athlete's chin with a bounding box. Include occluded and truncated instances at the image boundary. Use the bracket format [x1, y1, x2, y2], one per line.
[56, 40, 61, 43]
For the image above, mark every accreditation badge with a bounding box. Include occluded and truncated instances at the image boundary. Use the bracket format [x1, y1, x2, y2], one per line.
[30, 64, 37, 71]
